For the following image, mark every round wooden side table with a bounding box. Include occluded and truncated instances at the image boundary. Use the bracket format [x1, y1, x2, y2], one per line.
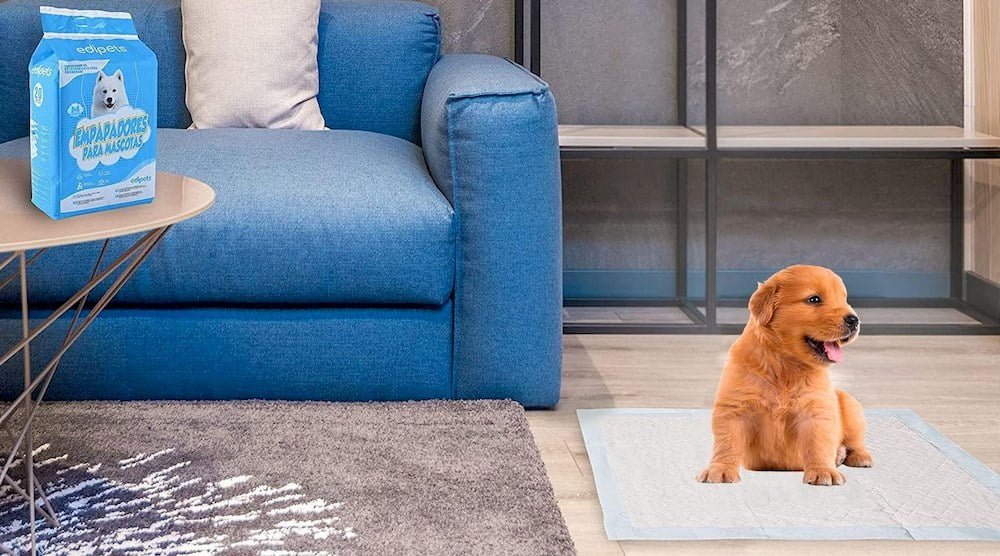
[0, 158, 215, 553]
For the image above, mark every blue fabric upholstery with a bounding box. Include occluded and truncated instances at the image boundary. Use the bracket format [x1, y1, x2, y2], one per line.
[0, 305, 453, 401]
[318, 1, 440, 144]
[0, 129, 456, 305]
[0, 6, 563, 407]
[0, 0, 438, 144]
[422, 55, 563, 407]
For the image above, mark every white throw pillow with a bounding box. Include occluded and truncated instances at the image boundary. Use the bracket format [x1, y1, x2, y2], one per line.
[181, 0, 326, 129]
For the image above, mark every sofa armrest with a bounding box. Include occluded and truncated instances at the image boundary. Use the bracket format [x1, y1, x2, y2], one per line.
[421, 54, 562, 408]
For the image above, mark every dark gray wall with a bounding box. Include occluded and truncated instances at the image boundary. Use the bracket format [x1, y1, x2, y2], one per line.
[536, 0, 962, 126]
[540, 0, 678, 125]
[562, 159, 677, 269]
[547, 0, 963, 297]
[426, 0, 514, 58]
[685, 0, 963, 125]
[424, 0, 964, 298]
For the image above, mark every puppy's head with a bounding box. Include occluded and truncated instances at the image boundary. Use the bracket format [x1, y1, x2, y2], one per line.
[748, 265, 859, 365]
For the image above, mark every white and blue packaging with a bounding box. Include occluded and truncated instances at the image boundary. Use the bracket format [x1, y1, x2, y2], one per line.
[29, 6, 157, 220]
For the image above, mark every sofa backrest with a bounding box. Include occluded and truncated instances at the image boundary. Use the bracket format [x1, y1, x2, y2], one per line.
[0, 0, 440, 145]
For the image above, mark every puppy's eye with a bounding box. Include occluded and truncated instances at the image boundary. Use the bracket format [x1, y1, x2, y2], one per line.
[112, 89, 116, 92]
[806, 295, 822, 304]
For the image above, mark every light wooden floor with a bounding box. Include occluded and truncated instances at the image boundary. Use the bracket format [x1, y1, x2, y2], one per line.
[526, 334, 1000, 555]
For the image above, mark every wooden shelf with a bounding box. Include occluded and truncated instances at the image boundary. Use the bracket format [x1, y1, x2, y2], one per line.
[702, 125, 1000, 150]
[558, 125, 1000, 151]
[558, 125, 705, 149]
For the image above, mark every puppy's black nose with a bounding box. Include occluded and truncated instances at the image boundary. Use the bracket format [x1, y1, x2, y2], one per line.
[844, 314, 859, 330]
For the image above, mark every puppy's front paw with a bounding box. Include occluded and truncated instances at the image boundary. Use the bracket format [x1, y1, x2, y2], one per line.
[697, 465, 741, 483]
[844, 449, 873, 468]
[803, 467, 845, 486]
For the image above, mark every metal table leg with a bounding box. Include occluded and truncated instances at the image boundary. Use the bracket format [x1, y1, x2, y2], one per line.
[0, 227, 169, 552]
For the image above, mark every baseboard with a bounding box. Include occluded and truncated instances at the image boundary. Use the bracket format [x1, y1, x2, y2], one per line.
[564, 270, 950, 300]
[965, 271, 1000, 322]
[564, 270, 675, 300]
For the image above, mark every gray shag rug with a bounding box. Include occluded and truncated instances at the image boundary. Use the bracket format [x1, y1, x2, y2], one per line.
[0, 400, 574, 554]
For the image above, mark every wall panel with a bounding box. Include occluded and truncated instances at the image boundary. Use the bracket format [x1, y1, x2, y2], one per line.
[973, 0, 1000, 283]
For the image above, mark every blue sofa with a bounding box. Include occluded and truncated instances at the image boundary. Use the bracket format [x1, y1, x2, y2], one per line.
[0, 0, 563, 407]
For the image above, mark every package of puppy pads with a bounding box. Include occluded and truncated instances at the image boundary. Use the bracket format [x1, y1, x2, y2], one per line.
[29, 6, 157, 219]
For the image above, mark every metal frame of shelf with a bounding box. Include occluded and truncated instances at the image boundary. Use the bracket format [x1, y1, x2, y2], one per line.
[517, 0, 1000, 335]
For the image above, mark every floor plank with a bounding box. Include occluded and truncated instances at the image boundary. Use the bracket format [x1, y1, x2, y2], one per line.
[526, 334, 1000, 555]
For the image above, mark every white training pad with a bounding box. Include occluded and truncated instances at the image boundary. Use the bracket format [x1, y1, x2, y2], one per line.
[578, 409, 1000, 541]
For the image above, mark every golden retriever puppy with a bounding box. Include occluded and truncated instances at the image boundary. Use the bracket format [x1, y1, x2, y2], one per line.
[697, 265, 872, 486]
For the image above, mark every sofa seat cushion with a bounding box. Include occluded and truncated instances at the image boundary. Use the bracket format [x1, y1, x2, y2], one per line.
[0, 129, 456, 306]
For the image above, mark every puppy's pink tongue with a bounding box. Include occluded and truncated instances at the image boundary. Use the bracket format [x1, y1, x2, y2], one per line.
[823, 342, 844, 363]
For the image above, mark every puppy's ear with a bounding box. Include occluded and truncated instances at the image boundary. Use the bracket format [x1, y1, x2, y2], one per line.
[97, 71, 106, 82]
[113, 69, 124, 82]
[749, 279, 780, 326]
